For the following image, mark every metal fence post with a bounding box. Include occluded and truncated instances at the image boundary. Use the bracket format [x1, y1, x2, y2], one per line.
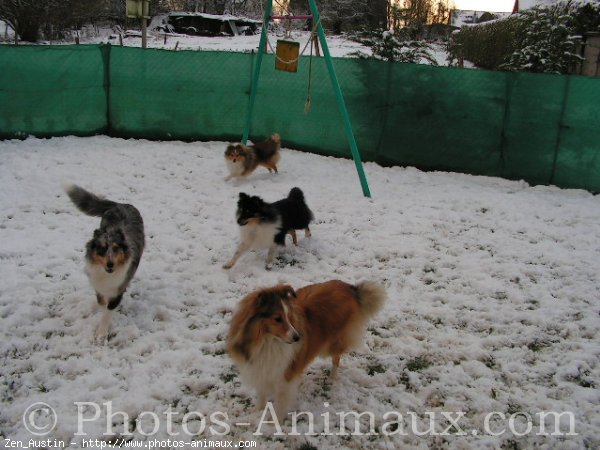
[242, 0, 272, 144]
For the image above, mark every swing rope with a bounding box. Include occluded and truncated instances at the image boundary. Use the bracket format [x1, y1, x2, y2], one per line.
[304, 20, 318, 114]
[265, 16, 319, 65]
[284, 16, 292, 39]
[261, 0, 319, 113]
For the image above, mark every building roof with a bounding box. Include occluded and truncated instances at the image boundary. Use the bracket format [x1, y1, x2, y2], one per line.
[451, 10, 512, 27]
[166, 12, 261, 24]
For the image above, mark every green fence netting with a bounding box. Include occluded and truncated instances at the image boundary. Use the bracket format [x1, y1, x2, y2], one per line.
[109, 46, 254, 140]
[1, 43, 599, 192]
[0, 45, 108, 137]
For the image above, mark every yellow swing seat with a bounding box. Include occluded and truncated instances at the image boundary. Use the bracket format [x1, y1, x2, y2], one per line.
[275, 40, 300, 73]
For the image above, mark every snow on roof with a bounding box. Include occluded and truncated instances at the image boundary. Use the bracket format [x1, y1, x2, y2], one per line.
[166, 11, 261, 24]
[451, 10, 512, 27]
[519, 0, 556, 8]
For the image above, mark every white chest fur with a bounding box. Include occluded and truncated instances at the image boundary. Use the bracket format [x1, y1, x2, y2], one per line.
[238, 337, 297, 390]
[85, 259, 132, 299]
[226, 159, 245, 177]
[240, 220, 281, 249]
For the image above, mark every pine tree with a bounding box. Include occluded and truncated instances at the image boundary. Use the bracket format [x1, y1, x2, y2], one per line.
[352, 27, 438, 64]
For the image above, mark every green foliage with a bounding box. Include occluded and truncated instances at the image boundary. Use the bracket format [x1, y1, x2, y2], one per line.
[289, 0, 388, 33]
[574, 2, 600, 33]
[405, 356, 432, 372]
[448, 1, 600, 74]
[447, 16, 523, 70]
[389, 0, 454, 29]
[352, 28, 439, 65]
[502, 1, 586, 74]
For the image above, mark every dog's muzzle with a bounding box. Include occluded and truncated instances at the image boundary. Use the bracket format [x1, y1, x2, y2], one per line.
[285, 328, 302, 344]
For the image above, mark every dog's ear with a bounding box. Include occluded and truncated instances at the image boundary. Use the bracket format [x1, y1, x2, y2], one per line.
[283, 286, 296, 299]
[251, 195, 265, 206]
[93, 229, 102, 238]
[279, 284, 296, 301]
[115, 229, 126, 243]
[114, 230, 128, 250]
[257, 291, 271, 306]
[255, 291, 276, 316]
[239, 192, 249, 200]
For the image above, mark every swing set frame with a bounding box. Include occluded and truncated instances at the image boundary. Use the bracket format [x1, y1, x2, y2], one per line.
[241, 0, 372, 198]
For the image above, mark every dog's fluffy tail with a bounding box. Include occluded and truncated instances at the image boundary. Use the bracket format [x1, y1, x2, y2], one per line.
[288, 187, 305, 202]
[288, 187, 314, 221]
[355, 281, 387, 319]
[252, 132, 281, 160]
[64, 183, 118, 217]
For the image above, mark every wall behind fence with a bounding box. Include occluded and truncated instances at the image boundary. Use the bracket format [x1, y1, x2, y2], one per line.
[1, 44, 599, 192]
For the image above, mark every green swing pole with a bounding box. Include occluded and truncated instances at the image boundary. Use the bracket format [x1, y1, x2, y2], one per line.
[307, 0, 371, 198]
[241, 0, 272, 144]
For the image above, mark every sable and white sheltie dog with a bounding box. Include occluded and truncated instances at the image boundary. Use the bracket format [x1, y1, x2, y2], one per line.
[223, 187, 314, 270]
[224, 133, 281, 181]
[227, 280, 387, 421]
[64, 184, 145, 341]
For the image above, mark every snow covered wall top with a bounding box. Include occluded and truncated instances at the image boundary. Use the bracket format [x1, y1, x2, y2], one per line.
[518, 0, 598, 10]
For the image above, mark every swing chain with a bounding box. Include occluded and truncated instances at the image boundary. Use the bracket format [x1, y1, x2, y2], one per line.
[284, 16, 292, 39]
[305, 19, 319, 114]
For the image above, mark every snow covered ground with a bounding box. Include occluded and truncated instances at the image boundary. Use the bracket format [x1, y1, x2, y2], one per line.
[1, 136, 599, 449]
[81, 28, 452, 65]
[122, 29, 368, 57]
[21, 25, 371, 58]
[1, 23, 459, 65]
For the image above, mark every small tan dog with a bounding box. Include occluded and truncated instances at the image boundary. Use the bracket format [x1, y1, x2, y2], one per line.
[224, 133, 281, 181]
[227, 280, 386, 421]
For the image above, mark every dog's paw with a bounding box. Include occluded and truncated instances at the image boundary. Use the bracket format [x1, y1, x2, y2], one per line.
[94, 322, 110, 345]
[223, 262, 233, 270]
[93, 331, 108, 345]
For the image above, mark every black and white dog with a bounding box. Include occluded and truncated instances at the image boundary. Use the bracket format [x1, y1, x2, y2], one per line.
[223, 187, 313, 270]
[65, 184, 145, 341]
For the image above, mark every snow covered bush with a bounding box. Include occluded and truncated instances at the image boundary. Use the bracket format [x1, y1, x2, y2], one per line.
[502, 1, 586, 73]
[351, 28, 438, 64]
[450, 0, 600, 74]
[447, 17, 522, 70]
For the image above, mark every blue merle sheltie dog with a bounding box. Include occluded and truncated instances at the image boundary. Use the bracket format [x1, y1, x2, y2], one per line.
[65, 184, 145, 341]
[223, 187, 314, 270]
